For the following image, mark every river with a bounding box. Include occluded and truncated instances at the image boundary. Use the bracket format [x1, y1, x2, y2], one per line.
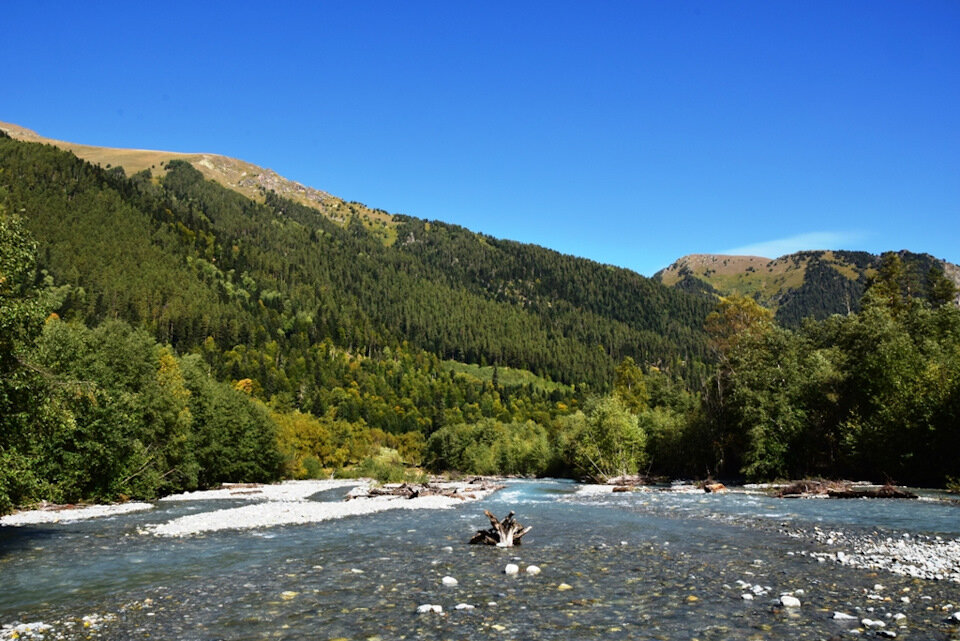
[2, 480, 959, 640]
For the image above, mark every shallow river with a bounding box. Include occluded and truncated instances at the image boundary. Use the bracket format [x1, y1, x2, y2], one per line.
[2, 481, 959, 640]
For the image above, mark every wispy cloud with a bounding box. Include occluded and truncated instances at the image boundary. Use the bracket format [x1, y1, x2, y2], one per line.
[720, 231, 865, 259]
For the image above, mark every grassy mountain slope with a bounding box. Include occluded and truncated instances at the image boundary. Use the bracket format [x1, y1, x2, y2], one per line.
[0, 121, 396, 244]
[656, 250, 960, 326]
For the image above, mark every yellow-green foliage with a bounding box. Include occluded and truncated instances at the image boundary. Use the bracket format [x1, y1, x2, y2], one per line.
[442, 361, 573, 394]
[425, 419, 556, 476]
[275, 410, 426, 479]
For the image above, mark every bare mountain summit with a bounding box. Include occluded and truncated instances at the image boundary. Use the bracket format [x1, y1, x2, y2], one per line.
[655, 250, 960, 326]
[0, 121, 395, 237]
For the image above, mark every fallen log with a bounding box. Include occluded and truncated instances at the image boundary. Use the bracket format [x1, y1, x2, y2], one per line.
[348, 479, 505, 500]
[702, 482, 727, 494]
[470, 510, 532, 547]
[827, 484, 918, 499]
[776, 480, 917, 499]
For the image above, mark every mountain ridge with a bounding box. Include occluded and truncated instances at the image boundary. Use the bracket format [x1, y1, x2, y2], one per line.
[655, 250, 960, 326]
[0, 121, 396, 241]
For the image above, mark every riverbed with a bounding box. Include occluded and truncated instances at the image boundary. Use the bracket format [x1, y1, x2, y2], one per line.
[2, 480, 959, 640]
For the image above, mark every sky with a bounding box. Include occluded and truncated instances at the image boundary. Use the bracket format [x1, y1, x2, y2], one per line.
[3, 1, 958, 276]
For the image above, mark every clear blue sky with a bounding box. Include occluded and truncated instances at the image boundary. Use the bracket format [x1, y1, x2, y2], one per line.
[4, 1, 958, 275]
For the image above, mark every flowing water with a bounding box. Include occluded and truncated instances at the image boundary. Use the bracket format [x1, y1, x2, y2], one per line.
[2, 480, 959, 640]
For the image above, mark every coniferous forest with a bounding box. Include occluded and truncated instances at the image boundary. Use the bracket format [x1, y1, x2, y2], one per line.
[1, 131, 959, 513]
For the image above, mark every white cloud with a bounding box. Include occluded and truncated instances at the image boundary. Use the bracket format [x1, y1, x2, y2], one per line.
[720, 231, 864, 259]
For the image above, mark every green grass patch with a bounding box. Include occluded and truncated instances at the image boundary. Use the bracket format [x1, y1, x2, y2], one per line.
[442, 360, 572, 393]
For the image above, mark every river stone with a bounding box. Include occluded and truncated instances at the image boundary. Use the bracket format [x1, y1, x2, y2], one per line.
[526, 565, 541, 575]
[504, 564, 519, 575]
[741, 594, 754, 601]
[416, 604, 442, 614]
[862, 618, 886, 628]
[441, 576, 458, 586]
[833, 612, 857, 621]
[455, 603, 474, 610]
[780, 595, 801, 608]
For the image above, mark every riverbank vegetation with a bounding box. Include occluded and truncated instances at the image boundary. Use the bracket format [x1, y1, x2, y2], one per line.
[2, 133, 959, 514]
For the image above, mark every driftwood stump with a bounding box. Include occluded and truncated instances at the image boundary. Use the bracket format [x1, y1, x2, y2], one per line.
[470, 510, 531, 547]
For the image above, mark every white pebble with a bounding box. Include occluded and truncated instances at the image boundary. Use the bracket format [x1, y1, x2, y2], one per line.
[454, 603, 474, 610]
[833, 612, 857, 620]
[441, 576, 458, 586]
[417, 604, 443, 614]
[741, 593, 754, 601]
[780, 595, 801, 608]
[862, 618, 886, 628]
[504, 563, 519, 575]
[525, 565, 541, 576]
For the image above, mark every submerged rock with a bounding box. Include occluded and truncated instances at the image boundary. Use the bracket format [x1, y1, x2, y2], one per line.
[780, 595, 801, 608]
[503, 563, 519, 575]
[441, 576, 458, 586]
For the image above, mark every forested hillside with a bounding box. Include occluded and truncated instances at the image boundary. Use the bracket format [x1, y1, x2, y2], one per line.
[0, 133, 712, 390]
[3, 129, 958, 515]
[0, 131, 716, 511]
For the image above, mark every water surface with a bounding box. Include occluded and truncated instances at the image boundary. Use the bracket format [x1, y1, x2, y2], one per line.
[2, 481, 959, 640]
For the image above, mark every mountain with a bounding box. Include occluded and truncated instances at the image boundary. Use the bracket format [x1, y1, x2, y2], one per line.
[0, 121, 397, 244]
[0, 124, 714, 397]
[655, 250, 960, 326]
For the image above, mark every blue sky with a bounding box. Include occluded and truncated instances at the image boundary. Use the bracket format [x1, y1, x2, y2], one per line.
[3, 1, 958, 275]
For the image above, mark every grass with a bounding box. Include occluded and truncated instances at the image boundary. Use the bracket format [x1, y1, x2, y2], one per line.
[443, 360, 572, 393]
[333, 448, 430, 485]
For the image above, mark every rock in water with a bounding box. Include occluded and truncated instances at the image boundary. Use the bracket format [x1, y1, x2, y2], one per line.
[504, 563, 520, 575]
[780, 595, 801, 608]
[441, 576, 458, 586]
[833, 612, 857, 621]
[525, 565, 541, 575]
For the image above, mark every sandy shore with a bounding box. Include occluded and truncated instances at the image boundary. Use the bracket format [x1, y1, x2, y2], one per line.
[0, 502, 155, 526]
[158, 479, 360, 502]
[147, 480, 499, 537]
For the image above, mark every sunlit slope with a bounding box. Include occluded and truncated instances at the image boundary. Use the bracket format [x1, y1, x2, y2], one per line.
[0, 121, 396, 244]
[656, 250, 960, 326]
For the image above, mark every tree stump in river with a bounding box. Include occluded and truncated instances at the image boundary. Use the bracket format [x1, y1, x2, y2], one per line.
[470, 510, 532, 547]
